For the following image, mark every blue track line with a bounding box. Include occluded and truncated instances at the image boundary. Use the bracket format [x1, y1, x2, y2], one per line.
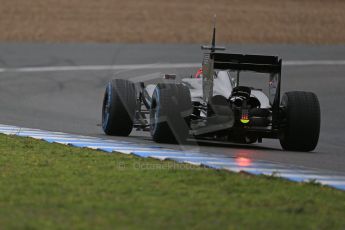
[1, 124, 344, 191]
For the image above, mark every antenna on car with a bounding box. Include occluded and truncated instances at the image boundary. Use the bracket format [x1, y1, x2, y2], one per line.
[211, 14, 216, 52]
[201, 15, 226, 52]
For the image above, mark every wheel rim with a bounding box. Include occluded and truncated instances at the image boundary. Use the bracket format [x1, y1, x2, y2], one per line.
[102, 84, 112, 130]
[150, 102, 158, 134]
[150, 89, 160, 135]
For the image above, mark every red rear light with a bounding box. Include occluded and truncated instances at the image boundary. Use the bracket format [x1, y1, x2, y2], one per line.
[235, 157, 252, 167]
[240, 109, 249, 124]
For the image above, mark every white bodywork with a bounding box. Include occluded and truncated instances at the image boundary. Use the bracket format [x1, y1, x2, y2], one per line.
[145, 70, 270, 109]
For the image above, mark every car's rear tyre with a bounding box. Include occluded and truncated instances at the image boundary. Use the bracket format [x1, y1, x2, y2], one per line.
[150, 83, 192, 143]
[279, 91, 320, 151]
[102, 79, 136, 136]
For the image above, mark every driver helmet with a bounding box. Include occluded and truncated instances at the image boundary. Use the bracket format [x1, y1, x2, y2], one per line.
[194, 68, 203, 78]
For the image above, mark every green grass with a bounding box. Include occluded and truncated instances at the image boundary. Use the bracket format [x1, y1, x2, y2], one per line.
[0, 134, 344, 230]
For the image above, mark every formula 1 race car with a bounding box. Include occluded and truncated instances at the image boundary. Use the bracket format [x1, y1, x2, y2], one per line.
[102, 25, 320, 152]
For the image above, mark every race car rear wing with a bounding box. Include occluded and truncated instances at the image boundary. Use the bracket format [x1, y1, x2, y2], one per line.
[211, 53, 282, 74]
[201, 17, 283, 129]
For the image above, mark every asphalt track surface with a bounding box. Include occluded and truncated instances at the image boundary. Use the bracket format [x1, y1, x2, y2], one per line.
[1, 43, 345, 174]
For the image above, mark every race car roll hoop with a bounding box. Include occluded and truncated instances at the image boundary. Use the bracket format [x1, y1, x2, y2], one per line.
[102, 20, 320, 152]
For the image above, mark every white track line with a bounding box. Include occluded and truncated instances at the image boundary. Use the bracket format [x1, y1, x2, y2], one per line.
[284, 60, 345, 66]
[130, 72, 162, 83]
[0, 63, 200, 73]
[1, 60, 345, 73]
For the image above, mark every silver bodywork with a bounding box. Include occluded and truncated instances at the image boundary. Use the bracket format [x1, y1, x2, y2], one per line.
[145, 70, 270, 109]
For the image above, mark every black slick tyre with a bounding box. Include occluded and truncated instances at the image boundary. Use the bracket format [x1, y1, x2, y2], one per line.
[150, 83, 192, 143]
[279, 91, 320, 151]
[102, 79, 136, 136]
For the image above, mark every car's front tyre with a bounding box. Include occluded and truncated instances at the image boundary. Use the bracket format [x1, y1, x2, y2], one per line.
[102, 79, 136, 136]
